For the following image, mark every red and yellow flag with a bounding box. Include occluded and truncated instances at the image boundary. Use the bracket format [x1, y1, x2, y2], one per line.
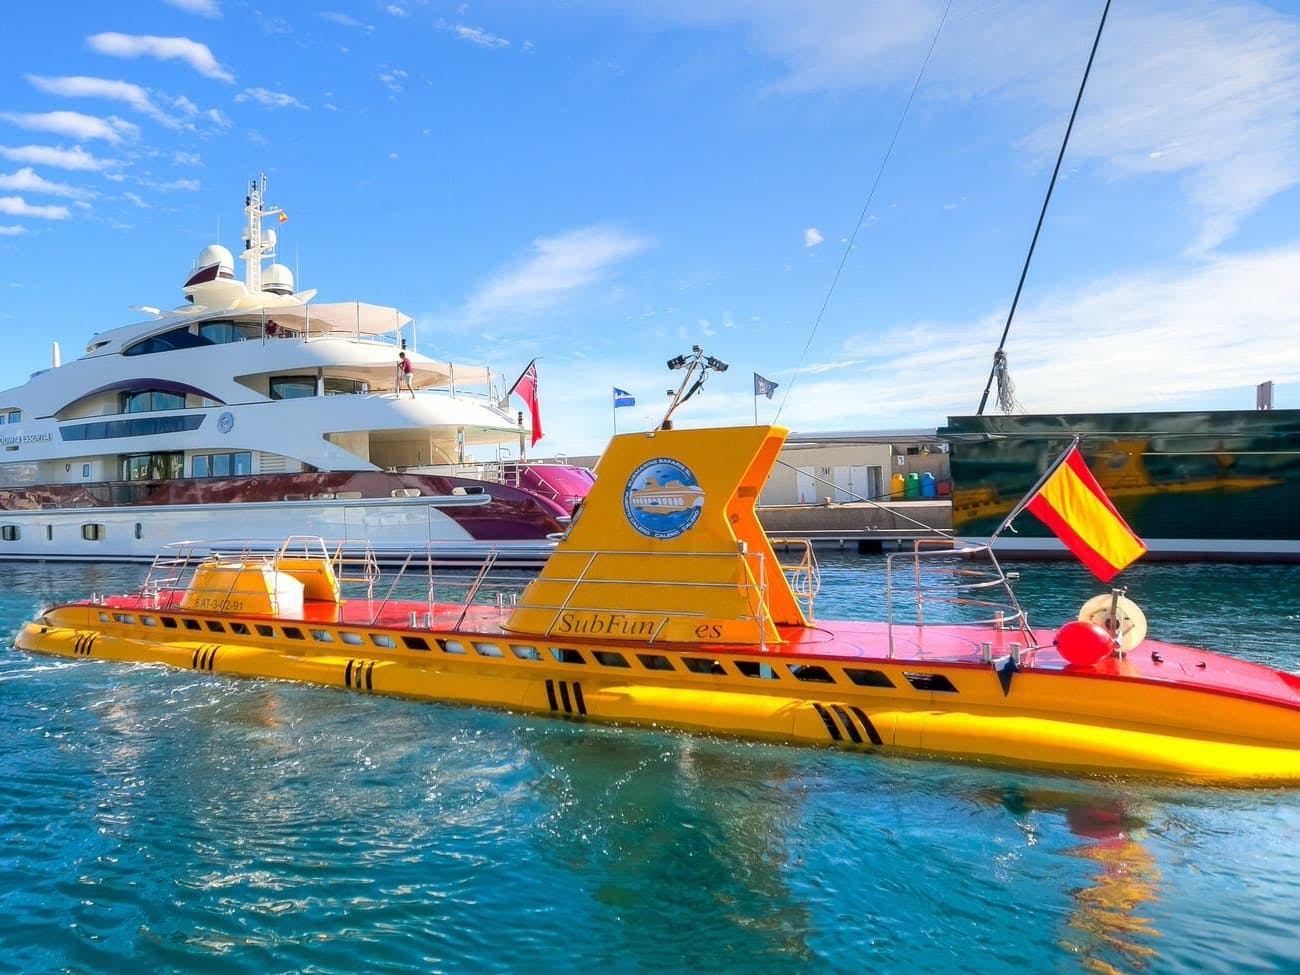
[1024, 446, 1146, 582]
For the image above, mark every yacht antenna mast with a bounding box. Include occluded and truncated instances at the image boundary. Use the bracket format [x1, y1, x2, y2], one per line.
[240, 174, 283, 294]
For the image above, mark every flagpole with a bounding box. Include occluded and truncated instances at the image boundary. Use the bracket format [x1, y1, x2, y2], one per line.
[989, 436, 1080, 544]
[612, 389, 618, 436]
[504, 357, 538, 400]
[753, 392, 758, 426]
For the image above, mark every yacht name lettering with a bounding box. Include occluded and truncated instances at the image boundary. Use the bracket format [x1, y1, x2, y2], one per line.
[555, 612, 660, 637]
[1, 433, 52, 445]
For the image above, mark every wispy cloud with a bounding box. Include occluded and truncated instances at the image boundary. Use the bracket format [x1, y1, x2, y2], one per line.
[235, 88, 308, 109]
[164, 0, 221, 17]
[386, 4, 408, 16]
[379, 68, 407, 93]
[86, 32, 234, 83]
[0, 167, 93, 199]
[438, 20, 510, 49]
[0, 225, 27, 236]
[321, 11, 374, 31]
[0, 111, 139, 144]
[459, 226, 651, 325]
[0, 144, 112, 171]
[804, 227, 823, 247]
[613, 1, 1300, 256]
[782, 245, 1300, 432]
[0, 196, 71, 219]
[24, 74, 181, 128]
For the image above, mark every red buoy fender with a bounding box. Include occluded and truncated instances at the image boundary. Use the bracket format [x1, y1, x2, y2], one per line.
[1055, 620, 1115, 666]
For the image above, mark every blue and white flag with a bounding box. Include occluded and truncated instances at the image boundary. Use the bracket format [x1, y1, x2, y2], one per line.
[753, 373, 779, 399]
[613, 387, 636, 408]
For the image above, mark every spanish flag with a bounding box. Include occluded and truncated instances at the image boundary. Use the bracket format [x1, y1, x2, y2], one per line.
[278, 211, 288, 223]
[1014, 445, 1146, 582]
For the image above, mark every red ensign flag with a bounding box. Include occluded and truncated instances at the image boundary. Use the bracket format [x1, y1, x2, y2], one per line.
[511, 361, 543, 446]
[1025, 446, 1146, 582]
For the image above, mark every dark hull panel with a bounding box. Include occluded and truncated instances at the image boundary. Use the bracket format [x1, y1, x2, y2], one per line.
[940, 409, 1300, 557]
[0, 471, 567, 541]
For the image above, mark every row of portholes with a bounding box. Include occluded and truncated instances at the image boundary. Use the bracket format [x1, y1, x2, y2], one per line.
[94, 607, 959, 695]
[0, 523, 145, 542]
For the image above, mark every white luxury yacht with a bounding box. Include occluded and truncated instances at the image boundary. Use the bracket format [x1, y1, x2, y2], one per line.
[0, 177, 593, 565]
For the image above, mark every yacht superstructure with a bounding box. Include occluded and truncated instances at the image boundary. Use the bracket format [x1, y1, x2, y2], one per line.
[0, 177, 586, 565]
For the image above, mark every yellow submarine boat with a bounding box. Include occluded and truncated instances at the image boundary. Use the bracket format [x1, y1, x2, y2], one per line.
[16, 420, 1300, 784]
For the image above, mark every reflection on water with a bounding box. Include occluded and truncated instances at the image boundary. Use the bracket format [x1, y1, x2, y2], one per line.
[991, 785, 1161, 974]
[3, 557, 1300, 974]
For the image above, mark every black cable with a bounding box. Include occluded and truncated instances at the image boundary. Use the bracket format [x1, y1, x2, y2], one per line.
[774, 0, 954, 423]
[976, 0, 1113, 415]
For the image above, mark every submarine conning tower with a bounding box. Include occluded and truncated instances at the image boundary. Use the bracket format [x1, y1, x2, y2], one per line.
[505, 424, 807, 645]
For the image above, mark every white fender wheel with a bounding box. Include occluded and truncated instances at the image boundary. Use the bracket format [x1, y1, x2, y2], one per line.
[1077, 594, 1148, 652]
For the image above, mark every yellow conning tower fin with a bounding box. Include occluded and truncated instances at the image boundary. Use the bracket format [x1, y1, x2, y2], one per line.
[505, 424, 806, 644]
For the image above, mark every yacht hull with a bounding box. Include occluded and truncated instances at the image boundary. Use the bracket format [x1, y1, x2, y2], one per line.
[0, 496, 557, 566]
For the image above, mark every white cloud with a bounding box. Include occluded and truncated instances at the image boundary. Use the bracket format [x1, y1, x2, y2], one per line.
[791, 245, 1300, 431]
[460, 226, 651, 325]
[86, 32, 234, 83]
[0, 196, 70, 219]
[123, 191, 149, 208]
[164, 0, 221, 17]
[24, 74, 183, 128]
[386, 5, 408, 16]
[321, 11, 373, 31]
[0, 111, 139, 144]
[0, 145, 110, 171]
[157, 178, 200, 191]
[379, 68, 407, 93]
[0, 225, 27, 236]
[438, 21, 510, 49]
[173, 151, 202, 165]
[206, 108, 232, 128]
[235, 88, 308, 109]
[0, 168, 93, 199]
[609, 1, 1300, 256]
[804, 226, 823, 247]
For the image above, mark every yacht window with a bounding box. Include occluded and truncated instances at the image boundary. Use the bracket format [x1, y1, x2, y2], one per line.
[192, 452, 252, 477]
[121, 390, 185, 413]
[1, 525, 18, 541]
[370, 633, 396, 648]
[7, 411, 19, 424]
[121, 453, 184, 481]
[81, 524, 104, 541]
[269, 375, 317, 400]
[324, 377, 369, 396]
[255, 624, 274, 637]
[123, 326, 214, 356]
[198, 320, 260, 345]
[62, 415, 204, 442]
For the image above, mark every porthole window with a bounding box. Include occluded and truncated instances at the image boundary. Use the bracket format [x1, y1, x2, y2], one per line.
[82, 523, 105, 541]
[0, 525, 19, 541]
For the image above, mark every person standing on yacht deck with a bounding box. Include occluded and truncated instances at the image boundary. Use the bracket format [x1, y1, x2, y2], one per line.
[398, 351, 415, 398]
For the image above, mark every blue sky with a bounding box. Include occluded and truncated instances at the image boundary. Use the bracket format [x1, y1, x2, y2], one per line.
[2, 0, 1299, 456]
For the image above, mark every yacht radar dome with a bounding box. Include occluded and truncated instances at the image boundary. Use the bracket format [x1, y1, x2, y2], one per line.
[183, 244, 244, 305]
[262, 263, 294, 296]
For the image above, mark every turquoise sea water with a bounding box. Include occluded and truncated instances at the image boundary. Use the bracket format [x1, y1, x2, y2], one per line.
[3, 554, 1300, 975]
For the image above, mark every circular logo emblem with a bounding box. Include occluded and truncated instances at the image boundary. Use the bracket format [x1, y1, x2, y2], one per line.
[623, 457, 705, 539]
[217, 411, 234, 434]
